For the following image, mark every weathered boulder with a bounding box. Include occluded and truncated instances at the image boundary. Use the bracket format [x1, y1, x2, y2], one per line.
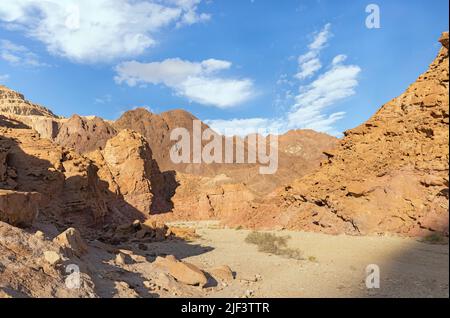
[0, 190, 40, 227]
[53, 228, 88, 257]
[209, 265, 234, 282]
[93, 129, 154, 215]
[154, 255, 208, 287]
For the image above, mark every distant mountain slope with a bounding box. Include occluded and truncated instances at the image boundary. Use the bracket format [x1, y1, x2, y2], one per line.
[114, 107, 338, 195]
[0, 85, 57, 117]
[54, 115, 117, 153]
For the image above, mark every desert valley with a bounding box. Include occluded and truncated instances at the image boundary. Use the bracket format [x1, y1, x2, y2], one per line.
[0, 29, 449, 298]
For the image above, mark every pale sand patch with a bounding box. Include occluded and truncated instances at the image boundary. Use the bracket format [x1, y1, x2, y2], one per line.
[156, 221, 449, 298]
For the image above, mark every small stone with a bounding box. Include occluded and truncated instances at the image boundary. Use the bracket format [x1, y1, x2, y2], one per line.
[43, 251, 62, 265]
[34, 230, 45, 240]
[239, 274, 258, 283]
[143, 281, 158, 290]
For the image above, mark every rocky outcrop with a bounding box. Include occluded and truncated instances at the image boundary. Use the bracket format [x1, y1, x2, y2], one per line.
[54, 115, 117, 153]
[250, 32, 449, 236]
[161, 172, 256, 223]
[1, 114, 62, 140]
[0, 190, 40, 227]
[0, 123, 109, 228]
[53, 228, 88, 258]
[0, 221, 97, 297]
[88, 130, 155, 215]
[0, 85, 57, 117]
[114, 108, 208, 172]
[115, 108, 338, 196]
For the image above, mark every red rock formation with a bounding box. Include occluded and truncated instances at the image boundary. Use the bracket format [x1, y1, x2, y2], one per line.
[243, 32, 449, 236]
[89, 129, 154, 215]
[54, 115, 117, 153]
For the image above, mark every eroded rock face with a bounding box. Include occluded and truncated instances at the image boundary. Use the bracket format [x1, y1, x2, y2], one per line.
[0, 85, 57, 117]
[90, 129, 154, 215]
[54, 115, 117, 153]
[252, 32, 449, 236]
[0, 190, 40, 227]
[53, 228, 88, 258]
[115, 108, 338, 196]
[163, 172, 256, 223]
[1, 114, 62, 140]
[0, 124, 109, 228]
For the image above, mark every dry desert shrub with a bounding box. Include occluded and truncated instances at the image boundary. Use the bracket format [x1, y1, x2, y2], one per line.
[245, 231, 304, 260]
[421, 233, 448, 245]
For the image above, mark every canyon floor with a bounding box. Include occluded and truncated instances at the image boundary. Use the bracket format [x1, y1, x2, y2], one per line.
[153, 221, 449, 298]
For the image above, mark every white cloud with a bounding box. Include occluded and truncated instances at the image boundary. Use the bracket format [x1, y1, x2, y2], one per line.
[207, 24, 361, 137]
[332, 54, 347, 65]
[94, 94, 112, 104]
[0, 74, 10, 82]
[308, 23, 332, 51]
[0, 39, 46, 67]
[295, 57, 322, 80]
[0, 0, 210, 63]
[114, 58, 255, 108]
[289, 63, 361, 118]
[171, 0, 211, 27]
[295, 23, 331, 80]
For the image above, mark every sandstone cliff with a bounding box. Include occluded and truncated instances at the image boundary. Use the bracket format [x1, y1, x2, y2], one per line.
[241, 32, 449, 236]
[0, 85, 57, 117]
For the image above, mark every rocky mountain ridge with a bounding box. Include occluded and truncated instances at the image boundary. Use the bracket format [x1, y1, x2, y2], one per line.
[230, 32, 449, 236]
[0, 32, 448, 239]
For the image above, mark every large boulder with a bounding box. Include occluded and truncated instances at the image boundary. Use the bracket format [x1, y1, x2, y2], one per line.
[154, 255, 208, 287]
[95, 129, 155, 214]
[0, 190, 40, 227]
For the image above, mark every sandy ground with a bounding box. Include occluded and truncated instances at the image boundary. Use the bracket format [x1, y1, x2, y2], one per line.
[146, 221, 449, 298]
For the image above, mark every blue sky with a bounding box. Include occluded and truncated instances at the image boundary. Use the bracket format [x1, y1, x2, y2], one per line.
[0, 0, 448, 136]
